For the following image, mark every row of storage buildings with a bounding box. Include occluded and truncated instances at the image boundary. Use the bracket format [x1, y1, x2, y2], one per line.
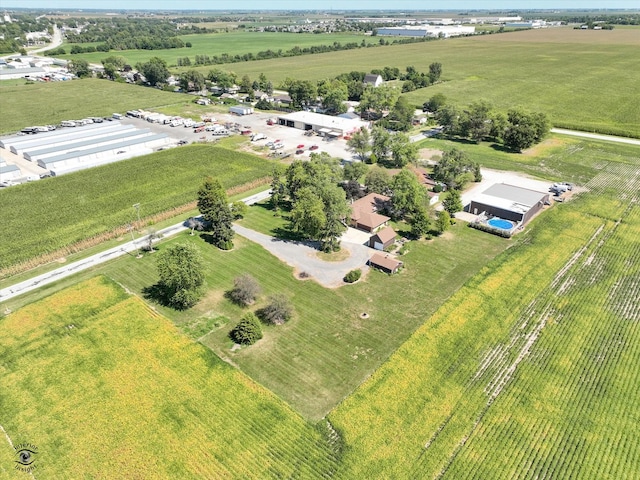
[0, 122, 170, 176]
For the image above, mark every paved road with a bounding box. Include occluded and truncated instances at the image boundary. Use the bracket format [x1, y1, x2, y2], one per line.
[29, 25, 63, 54]
[0, 189, 271, 304]
[233, 225, 371, 288]
[550, 128, 640, 146]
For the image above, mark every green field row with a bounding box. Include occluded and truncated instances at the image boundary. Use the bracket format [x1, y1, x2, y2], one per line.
[56, 31, 380, 66]
[0, 144, 273, 273]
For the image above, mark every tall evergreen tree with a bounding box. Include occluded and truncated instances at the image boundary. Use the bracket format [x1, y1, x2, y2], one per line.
[197, 177, 234, 250]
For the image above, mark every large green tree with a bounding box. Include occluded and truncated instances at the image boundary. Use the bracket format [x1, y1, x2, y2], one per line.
[389, 133, 418, 168]
[179, 69, 206, 92]
[433, 148, 478, 190]
[365, 167, 392, 195]
[385, 96, 414, 132]
[197, 177, 234, 250]
[390, 168, 426, 220]
[318, 79, 348, 114]
[290, 187, 326, 241]
[156, 243, 205, 310]
[346, 128, 371, 161]
[69, 58, 91, 78]
[442, 189, 463, 216]
[462, 100, 493, 143]
[371, 125, 392, 161]
[136, 56, 170, 86]
[503, 109, 549, 152]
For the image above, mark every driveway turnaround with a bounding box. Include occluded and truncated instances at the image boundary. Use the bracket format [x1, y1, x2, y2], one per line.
[233, 224, 371, 288]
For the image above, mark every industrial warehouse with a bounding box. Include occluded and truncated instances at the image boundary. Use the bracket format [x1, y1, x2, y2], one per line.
[467, 183, 551, 226]
[276, 111, 368, 138]
[0, 121, 170, 176]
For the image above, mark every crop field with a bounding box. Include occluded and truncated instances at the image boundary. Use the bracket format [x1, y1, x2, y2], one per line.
[222, 28, 640, 138]
[58, 31, 380, 66]
[329, 153, 640, 477]
[0, 144, 273, 276]
[0, 276, 339, 478]
[0, 79, 193, 134]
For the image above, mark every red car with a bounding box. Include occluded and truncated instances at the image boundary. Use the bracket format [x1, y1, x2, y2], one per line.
[309, 145, 319, 150]
[297, 144, 305, 149]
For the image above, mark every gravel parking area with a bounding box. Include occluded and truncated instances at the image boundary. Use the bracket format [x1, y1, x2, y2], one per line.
[234, 224, 371, 288]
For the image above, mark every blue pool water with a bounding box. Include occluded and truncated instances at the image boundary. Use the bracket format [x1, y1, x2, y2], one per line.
[488, 218, 514, 230]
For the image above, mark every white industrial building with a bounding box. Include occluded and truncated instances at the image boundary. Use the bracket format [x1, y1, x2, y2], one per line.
[39, 134, 169, 176]
[24, 129, 153, 162]
[0, 157, 21, 182]
[377, 25, 475, 38]
[276, 111, 368, 137]
[0, 122, 169, 176]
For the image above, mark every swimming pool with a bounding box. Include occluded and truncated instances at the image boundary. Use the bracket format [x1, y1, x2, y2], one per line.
[488, 218, 514, 230]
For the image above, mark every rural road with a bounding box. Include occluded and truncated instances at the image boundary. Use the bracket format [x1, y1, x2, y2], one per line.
[550, 128, 640, 146]
[28, 25, 63, 54]
[0, 189, 272, 304]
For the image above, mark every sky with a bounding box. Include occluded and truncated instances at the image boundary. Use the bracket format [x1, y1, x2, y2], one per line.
[5, 1, 640, 11]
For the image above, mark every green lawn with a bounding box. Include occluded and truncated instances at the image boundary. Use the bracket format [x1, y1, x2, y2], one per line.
[221, 28, 640, 138]
[0, 144, 273, 275]
[56, 31, 380, 67]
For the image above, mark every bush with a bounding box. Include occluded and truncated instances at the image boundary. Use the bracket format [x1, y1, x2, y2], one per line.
[229, 274, 261, 306]
[468, 222, 512, 238]
[344, 269, 362, 283]
[230, 312, 263, 345]
[257, 294, 293, 325]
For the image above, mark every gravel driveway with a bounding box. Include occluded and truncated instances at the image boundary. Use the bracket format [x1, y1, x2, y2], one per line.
[233, 224, 371, 287]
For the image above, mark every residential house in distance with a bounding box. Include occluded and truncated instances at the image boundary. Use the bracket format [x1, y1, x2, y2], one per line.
[350, 193, 391, 233]
[363, 74, 383, 87]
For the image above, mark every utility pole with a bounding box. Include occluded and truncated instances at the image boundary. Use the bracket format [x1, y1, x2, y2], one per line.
[127, 224, 135, 243]
[133, 203, 141, 228]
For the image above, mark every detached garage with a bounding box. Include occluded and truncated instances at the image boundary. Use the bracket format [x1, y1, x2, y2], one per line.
[467, 183, 550, 225]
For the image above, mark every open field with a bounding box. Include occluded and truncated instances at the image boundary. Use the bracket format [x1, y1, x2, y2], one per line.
[58, 31, 380, 66]
[329, 151, 640, 477]
[0, 276, 338, 478]
[0, 79, 194, 135]
[0, 144, 273, 275]
[220, 28, 640, 138]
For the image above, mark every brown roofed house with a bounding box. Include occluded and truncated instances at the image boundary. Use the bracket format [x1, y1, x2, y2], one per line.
[369, 252, 403, 274]
[350, 193, 390, 233]
[369, 226, 396, 250]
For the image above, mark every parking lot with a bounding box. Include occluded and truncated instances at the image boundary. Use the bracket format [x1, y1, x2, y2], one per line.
[122, 110, 355, 160]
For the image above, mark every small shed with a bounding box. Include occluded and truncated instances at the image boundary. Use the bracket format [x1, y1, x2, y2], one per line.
[369, 253, 403, 274]
[369, 226, 396, 250]
[229, 106, 254, 115]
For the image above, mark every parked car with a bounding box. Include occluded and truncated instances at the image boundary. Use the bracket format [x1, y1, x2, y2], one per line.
[296, 144, 304, 149]
[178, 140, 189, 145]
[296, 149, 304, 155]
[309, 145, 319, 150]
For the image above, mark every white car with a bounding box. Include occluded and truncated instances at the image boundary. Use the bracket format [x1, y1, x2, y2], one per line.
[183, 119, 195, 128]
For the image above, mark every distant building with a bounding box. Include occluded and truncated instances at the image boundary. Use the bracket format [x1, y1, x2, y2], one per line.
[369, 252, 403, 274]
[377, 25, 475, 38]
[277, 111, 368, 138]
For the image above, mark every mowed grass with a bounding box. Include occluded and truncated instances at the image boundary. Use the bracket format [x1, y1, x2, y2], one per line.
[0, 276, 338, 478]
[0, 144, 273, 274]
[329, 154, 640, 477]
[222, 28, 640, 138]
[0, 79, 193, 134]
[59, 31, 380, 66]
[97, 220, 507, 421]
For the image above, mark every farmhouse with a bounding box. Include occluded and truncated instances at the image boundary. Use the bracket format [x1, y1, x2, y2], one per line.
[467, 183, 550, 225]
[363, 74, 383, 87]
[369, 252, 403, 274]
[277, 111, 368, 138]
[350, 193, 390, 233]
[369, 226, 396, 250]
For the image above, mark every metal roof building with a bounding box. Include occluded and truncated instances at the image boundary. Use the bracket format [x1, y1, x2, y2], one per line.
[39, 134, 170, 175]
[277, 111, 368, 137]
[24, 129, 153, 162]
[1, 122, 128, 150]
[467, 183, 550, 225]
